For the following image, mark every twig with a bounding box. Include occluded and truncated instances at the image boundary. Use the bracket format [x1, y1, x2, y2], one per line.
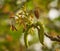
[44, 33, 60, 42]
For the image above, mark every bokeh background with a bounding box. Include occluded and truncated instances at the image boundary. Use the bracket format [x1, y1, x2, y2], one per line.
[0, 0, 60, 51]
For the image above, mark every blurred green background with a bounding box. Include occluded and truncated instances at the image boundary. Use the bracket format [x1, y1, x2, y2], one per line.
[0, 0, 60, 51]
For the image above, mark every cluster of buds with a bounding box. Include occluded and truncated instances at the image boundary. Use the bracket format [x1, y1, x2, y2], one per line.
[9, 6, 35, 31]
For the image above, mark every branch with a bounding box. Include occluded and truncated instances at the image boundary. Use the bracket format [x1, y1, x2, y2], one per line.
[44, 33, 60, 42]
[31, 23, 60, 42]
